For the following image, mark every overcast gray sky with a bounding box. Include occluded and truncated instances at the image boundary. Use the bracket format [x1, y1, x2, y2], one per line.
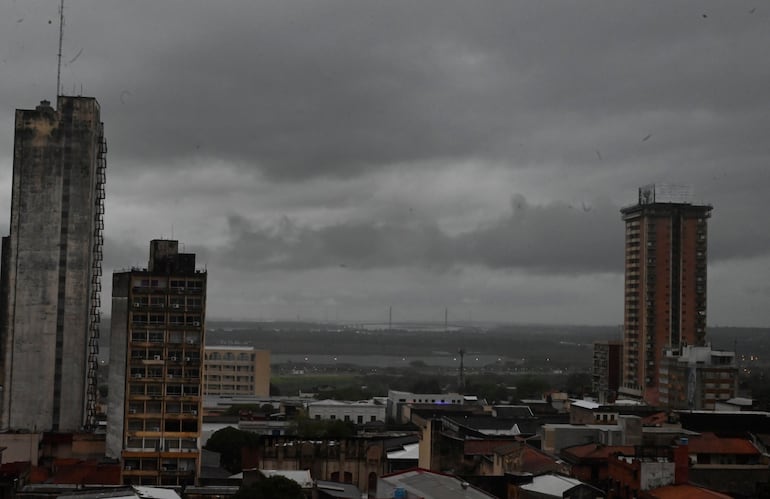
[1, 1, 769, 326]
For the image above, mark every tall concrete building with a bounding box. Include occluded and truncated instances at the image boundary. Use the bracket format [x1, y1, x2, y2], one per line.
[0, 97, 106, 432]
[592, 340, 622, 403]
[106, 240, 206, 486]
[620, 185, 712, 405]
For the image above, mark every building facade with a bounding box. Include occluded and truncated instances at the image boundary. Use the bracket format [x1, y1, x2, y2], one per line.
[106, 240, 206, 486]
[620, 185, 712, 405]
[307, 399, 386, 424]
[658, 345, 737, 410]
[203, 346, 270, 397]
[592, 340, 622, 403]
[0, 97, 106, 432]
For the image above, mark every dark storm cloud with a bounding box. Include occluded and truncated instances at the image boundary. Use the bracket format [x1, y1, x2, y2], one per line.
[217, 195, 622, 273]
[217, 188, 770, 274]
[2, 1, 770, 325]
[3, 0, 762, 182]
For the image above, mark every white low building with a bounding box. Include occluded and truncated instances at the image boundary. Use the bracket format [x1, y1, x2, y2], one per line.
[307, 399, 386, 424]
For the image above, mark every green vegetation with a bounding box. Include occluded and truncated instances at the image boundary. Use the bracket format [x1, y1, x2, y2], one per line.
[204, 426, 260, 473]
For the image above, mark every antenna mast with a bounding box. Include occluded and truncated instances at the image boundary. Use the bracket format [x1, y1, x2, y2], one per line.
[56, 0, 64, 97]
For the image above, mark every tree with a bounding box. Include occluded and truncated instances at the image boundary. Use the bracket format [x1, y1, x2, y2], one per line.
[233, 475, 304, 499]
[204, 426, 260, 473]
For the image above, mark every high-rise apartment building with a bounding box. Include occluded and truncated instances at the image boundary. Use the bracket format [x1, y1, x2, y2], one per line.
[0, 97, 106, 432]
[658, 345, 737, 410]
[620, 185, 712, 404]
[592, 340, 622, 403]
[203, 346, 271, 398]
[106, 240, 206, 486]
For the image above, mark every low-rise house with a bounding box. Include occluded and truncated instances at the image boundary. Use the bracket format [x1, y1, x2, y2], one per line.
[387, 390, 465, 423]
[307, 399, 386, 424]
[491, 441, 569, 477]
[560, 443, 635, 490]
[685, 432, 770, 498]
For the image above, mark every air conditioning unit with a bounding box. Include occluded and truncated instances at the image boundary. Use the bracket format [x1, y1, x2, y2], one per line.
[125, 465, 133, 471]
[133, 303, 141, 307]
[191, 410, 197, 416]
[193, 321, 200, 326]
[129, 408, 137, 414]
[153, 355, 161, 360]
[185, 357, 191, 362]
[172, 304, 180, 309]
[170, 356, 177, 362]
[134, 373, 142, 378]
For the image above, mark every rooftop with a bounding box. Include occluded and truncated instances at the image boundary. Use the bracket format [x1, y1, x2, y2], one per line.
[518, 473, 584, 496]
[686, 432, 760, 455]
[380, 468, 496, 499]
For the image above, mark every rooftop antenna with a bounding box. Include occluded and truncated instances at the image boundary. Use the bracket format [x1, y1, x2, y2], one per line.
[56, 0, 64, 97]
[388, 306, 392, 332]
[458, 348, 466, 394]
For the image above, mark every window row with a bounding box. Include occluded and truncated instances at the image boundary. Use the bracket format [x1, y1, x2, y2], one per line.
[132, 278, 203, 290]
[124, 437, 198, 452]
[127, 418, 199, 433]
[130, 348, 200, 362]
[206, 352, 255, 361]
[132, 314, 202, 326]
[129, 383, 200, 397]
[133, 296, 203, 309]
[131, 330, 201, 345]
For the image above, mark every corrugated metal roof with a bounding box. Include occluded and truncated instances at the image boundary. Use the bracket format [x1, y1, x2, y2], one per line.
[380, 469, 496, 499]
[133, 486, 182, 499]
[387, 442, 419, 460]
[518, 474, 582, 496]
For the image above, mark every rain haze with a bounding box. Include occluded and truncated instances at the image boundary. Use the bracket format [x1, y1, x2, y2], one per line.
[1, 1, 768, 326]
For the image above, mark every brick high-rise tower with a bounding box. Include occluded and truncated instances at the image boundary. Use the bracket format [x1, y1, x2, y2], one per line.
[0, 97, 106, 432]
[620, 185, 711, 405]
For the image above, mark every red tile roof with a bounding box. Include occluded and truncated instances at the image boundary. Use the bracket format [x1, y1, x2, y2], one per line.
[686, 433, 759, 455]
[518, 447, 563, 475]
[561, 443, 636, 461]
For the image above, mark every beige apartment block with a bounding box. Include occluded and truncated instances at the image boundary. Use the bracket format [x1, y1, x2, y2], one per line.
[203, 346, 270, 398]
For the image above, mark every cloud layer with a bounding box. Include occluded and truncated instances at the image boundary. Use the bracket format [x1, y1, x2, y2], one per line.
[1, 1, 769, 325]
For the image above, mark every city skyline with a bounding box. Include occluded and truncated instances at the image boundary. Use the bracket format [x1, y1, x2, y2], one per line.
[1, 2, 769, 326]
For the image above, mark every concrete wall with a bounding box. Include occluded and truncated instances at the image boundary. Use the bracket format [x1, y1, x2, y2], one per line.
[105, 273, 130, 459]
[308, 402, 385, 423]
[253, 349, 271, 397]
[0, 433, 42, 465]
[0, 97, 102, 432]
